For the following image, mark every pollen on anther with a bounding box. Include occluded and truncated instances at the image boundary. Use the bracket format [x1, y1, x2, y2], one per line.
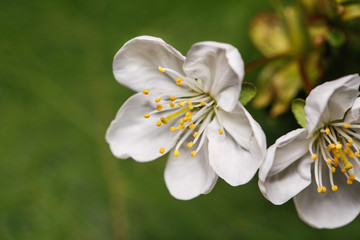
[326, 158, 332, 165]
[347, 179, 353, 185]
[170, 102, 175, 108]
[355, 152, 360, 157]
[170, 126, 177, 132]
[322, 186, 327, 193]
[200, 100, 206, 106]
[159, 148, 165, 154]
[174, 150, 180, 157]
[193, 132, 198, 138]
[325, 127, 330, 135]
[349, 174, 355, 181]
[187, 142, 194, 148]
[156, 120, 161, 127]
[218, 128, 223, 135]
[336, 143, 342, 150]
[144, 113, 150, 118]
[156, 105, 163, 111]
[311, 154, 317, 160]
[143, 89, 149, 95]
[332, 167, 336, 173]
[178, 124, 185, 130]
[178, 101, 184, 107]
[190, 151, 197, 157]
[155, 97, 161, 103]
[170, 96, 175, 101]
[317, 187, 322, 193]
[158, 66, 165, 72]
[331, 185, 338, 192]
[189, 123, 195, 129]
[344, 123, 351, 129]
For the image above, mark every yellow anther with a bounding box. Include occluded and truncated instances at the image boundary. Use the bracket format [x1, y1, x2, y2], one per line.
[311, 154, 317, 160]
[325, 127, 330, 135]
[187, 116, 192, 122]
[188, 103, 194, 110]
[346, 138, 353, 147]
[144, 113, 150, 118]
[344, 148, 351, 155]
[178, 101, 184, 107]
[190, 151, 197, 157]
[322, 186, 327, 193]
[143, 89, 149, 95]
[349, 152, 355, 158]
[349, 174, 355, 181]
[156, 120, 161, 127]
[159, 148, 165, 154]
[200, 100, 206, 106]
[160, 117, 168, 124]
[185, 111, 192, 117]
[334, 158, 339, 167]
[342, 167, 347, 173]
[339, 149, 353, 171]
[176, 78, 183, 86]
[326, 158, 332, 165]
[317, 186, 322, 193]
[170, 96, 175, 101]
[218, 128, 223, 134]
[178, 124, 185, 130]
[187, 142, 194, 148]
[332, 167, 336, 173]
[158, 66, 165, 72]
[331, 185, 338, 192]
[347, 179, 353, 185]
[170, 102, 175, 108]
[355, 152, 360, 157]
[193, 132, 198, 138]
[336, 143, 342, 150]
[156, 104, 163, 111]
[174, 150, 179, 157]
[330, 144, 336, 149]
[170, 126, 177, 132]
[186, 99, 192, 105]
[344, 123, 351, 129]
[155, 97, 161, 103]
[189, 123, 195, 129]
[183, 117, 188, 122]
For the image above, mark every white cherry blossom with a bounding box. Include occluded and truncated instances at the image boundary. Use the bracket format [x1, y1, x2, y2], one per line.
[106, 36, 266, 200]
[259, 74, 360, 228]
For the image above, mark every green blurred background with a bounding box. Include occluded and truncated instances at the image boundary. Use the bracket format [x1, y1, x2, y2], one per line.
[1, 0, 359, 239]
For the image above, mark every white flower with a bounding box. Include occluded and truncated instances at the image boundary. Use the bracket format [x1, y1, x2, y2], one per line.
[106, 36, 266, 200]
[259, 74, 360, 228]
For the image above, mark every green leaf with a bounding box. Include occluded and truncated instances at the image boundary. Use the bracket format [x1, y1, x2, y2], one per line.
[291, 98, 306, 128]
[239, 82, 257, 106]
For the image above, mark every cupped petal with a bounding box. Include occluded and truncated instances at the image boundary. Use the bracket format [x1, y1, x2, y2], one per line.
[106, 93, 177, 162]
[344, 97, 360, 123]
[113, 36, 187, 93]
[164, 142, 218, 200]
[183, 42, 244, 111]
[259, 128, 312, 205]
[305, 74, 360, 135]
[207, 104, 266, 186]
[294, 174, 360, 228]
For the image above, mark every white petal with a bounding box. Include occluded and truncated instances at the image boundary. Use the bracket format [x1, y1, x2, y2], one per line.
[258, 128, 312, 205]
[305, 74, 360, 135]
[164, 142, 218, 200]
[106, 93, 177, 162]
[344, 97, 360, 123]
[207, 105, 266, 186]
[183, 41, 244, 111]
[113, 36, 188, 93]
[294, 174, 360, 229]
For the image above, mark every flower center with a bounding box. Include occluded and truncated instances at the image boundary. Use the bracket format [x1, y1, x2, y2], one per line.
[309, 122, 360, 193]
[142, 66, 223, 157]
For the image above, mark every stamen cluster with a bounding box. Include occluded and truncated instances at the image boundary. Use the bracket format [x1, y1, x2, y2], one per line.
[142, 66, 224, 158]
[309, 122, 360, 193]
